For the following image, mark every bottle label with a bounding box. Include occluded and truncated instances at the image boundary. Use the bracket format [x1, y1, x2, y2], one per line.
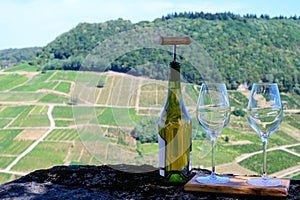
[158, 134, 165, 176]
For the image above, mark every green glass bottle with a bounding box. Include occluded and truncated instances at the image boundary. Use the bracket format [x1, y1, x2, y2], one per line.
[158, 61, 192, 183]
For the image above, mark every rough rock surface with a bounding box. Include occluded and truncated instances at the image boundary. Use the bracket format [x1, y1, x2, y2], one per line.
[0, 165, 299, 199]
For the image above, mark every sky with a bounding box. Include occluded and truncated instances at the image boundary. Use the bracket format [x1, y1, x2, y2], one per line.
[0, 0, 299, 50]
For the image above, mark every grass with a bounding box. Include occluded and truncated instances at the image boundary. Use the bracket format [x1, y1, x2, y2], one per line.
[0, 173, 21, 184]
[292, 174, 300, 180]
[50, 70, 78, 81]
[192, 140, 241, 168]
[0, 92, 44, 102]
[66, 143, 96, 164]
[229, 90, 248, 104]
[289, 145, 300, 154]
[239, 150, 300, 174]
[0, 129, 33, 155]
[0, 119, 11, 128]
[269, 130, 300, 146]
[12, 141, 70, 172]
[140, 143, 158, 155]
[97, 107, 140, 126]
[52, 106, 74, 118]
[38, 94, 70, 104]
[281, 94, 300, 109]
[183, 83, 198, 106]
[0, 70, 299, 181]
[55, 82, 71, 94]
[11, 72, 57, 91]
[12, 81, 57, 91]
[45, 129, 80, 141]
[11, 106, 50, 127]
[0, 157, 17, 169]
[55, 120, 75, 127]
[96, 75, 114, 104]
[12, 141, 97, 172]
[139, 83, 167, 107]
[3, 64, 38, 72]
[0, 74, 28, 91]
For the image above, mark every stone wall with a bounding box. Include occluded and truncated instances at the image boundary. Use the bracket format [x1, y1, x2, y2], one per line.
[0, 165, 299, 199]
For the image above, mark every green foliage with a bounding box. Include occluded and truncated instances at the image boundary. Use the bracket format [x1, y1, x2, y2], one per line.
[42, 57, 83, 71]
[292, 174, 300, 180]
[130, 116, 158, 143]
[11, 106, 50, 127]
[40, 19, 133, 60]
[97, 107, 140, 126]
[3, 63, 38, 72]
[0, 47, 39, 67]
[50, 71, 78, 81]
[0, 74, 28, 91]
[239, 150, 300, 174]
[0, 172, 19, 184]
[0, 106, 27, 118]
[289, 145, 300, 154]
[39, 94, 70, 104]
[96, 76, 106, 88]
[52, 106, 73, 118]
[0, 157, 16, 169]
[0, 130, 33, 155]
[35, 15, 300, 92]
[12, 142, 70, 171]
[232, 109, 247, 117]
[11, 71, 56, 92]
[45, 129, 80, 141]
[55, 82, 71, 93]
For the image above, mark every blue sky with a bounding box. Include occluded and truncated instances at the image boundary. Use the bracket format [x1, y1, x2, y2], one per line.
[0, 0, 299, 50]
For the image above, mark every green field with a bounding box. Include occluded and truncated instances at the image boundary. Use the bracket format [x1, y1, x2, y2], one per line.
[3, 64, 38, 72]
[239, 150, 300, 174]
[0, 74, 28, 91]
[10, 106, 50, 127]
[0, 69, 299, 184]
[39, 94, 70, 103]
[54, 82, 71, 94]
[0, 130, 34, 155]
[11, 72, 57, 91]
[45, 129, 80, 141]
[289, 145, 300, 154]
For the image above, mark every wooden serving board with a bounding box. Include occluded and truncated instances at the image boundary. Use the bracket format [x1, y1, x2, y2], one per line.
[184, 175, 290, 197]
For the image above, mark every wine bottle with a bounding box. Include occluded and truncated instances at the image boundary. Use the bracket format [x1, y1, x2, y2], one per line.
[158, 60, 192, 183]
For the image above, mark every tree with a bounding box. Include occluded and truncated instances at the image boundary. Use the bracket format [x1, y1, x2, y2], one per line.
[96, 76, 106, 88]
[131, 117, 158, 143]
[232, 109, 246, 117]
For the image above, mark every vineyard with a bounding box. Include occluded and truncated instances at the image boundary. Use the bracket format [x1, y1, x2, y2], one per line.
[0, 65, 299, 184]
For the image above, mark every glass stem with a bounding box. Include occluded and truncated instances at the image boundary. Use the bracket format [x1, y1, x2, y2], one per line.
[262, 137, 268, 179]
[211, 136, 216, 176]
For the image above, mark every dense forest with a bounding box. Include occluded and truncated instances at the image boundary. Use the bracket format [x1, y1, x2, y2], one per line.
[0, 47, 39, 67]
[1, 12, 300, 93]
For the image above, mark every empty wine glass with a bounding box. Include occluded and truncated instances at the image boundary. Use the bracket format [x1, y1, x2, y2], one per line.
[196, 83, 231, 184]
[247, 83, 283, 186]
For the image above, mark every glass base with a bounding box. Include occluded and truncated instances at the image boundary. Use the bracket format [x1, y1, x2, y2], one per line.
[247, 177, 282, 187]
[196, 174, 229, 184]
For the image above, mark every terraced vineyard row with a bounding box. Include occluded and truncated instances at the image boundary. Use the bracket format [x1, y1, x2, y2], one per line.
[0, 65, 299, 184]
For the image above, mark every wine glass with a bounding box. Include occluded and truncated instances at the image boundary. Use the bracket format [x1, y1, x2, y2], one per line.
[247, 83, 283, 186]
[196, 83, 231, 184]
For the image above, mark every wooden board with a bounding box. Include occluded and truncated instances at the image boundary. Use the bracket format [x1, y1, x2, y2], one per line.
[184, 175, 290, 197]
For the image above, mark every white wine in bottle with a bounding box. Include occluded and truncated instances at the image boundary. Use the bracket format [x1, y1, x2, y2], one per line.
[158, 60, 192, 183]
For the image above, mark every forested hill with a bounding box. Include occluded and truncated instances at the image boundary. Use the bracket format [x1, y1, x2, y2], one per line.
[0, 47, 39, 66]
[7, 12, 300, 92]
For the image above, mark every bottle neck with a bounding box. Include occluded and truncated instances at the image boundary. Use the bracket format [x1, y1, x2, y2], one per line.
[168, 61, 181, 92]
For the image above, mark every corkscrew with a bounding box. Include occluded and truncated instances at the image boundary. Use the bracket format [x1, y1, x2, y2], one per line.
[160, 36, 191, 62]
